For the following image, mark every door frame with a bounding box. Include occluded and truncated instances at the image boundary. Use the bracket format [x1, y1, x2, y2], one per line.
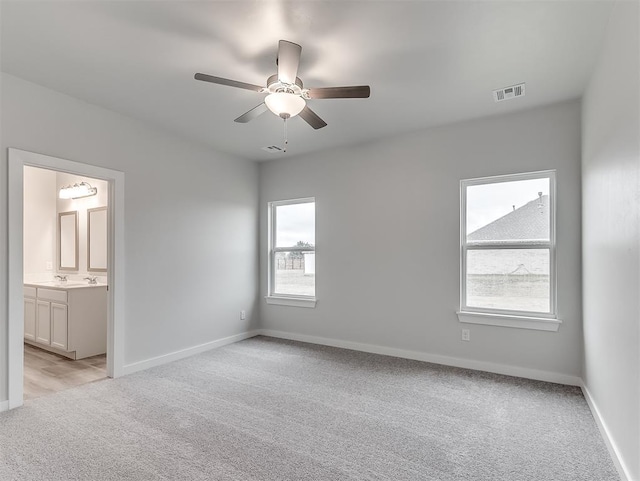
[8, 148, 125, 409]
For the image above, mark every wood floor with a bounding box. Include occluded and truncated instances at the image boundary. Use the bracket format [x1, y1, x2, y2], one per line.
[23, 343, 107, 401]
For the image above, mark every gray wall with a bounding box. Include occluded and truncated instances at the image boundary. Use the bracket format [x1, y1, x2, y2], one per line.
[0, 73, 260, 402]
[582, 1, 639, 478]
[260, 100, 583, 378]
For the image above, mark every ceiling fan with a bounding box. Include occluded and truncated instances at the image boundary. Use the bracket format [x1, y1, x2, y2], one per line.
[194, 40, 370, 130]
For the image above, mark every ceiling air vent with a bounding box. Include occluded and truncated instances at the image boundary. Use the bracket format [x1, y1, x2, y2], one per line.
[261, 145, 283, 153]
[493, 83, 525, 103]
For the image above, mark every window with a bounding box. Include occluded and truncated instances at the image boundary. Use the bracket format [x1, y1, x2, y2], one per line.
[266, 198, 316, 308]
[458, 171, 561, 331]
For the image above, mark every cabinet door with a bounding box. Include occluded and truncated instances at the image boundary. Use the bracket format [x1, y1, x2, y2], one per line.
[51, 302, 68, 351]
[36, 300, 51, 345]
[24, 297, 36, 341]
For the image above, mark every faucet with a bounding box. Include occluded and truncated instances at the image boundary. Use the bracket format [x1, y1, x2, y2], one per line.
[54, 275, 67, 282]
[84, 276, 98, 285]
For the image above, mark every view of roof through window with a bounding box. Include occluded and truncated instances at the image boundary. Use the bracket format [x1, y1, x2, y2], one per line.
[463, 176, 553, 314]
[466, 177, 549, 235]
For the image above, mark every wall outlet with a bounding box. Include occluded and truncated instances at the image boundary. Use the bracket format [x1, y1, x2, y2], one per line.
[240, 310, 246, 320]
[461, 329, 471, 342]
[46, 261, 53, 271]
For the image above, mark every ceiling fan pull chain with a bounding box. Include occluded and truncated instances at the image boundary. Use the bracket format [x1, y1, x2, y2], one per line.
[283, 116, 288, 153]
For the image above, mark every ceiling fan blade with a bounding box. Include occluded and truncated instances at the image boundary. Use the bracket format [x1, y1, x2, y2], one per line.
[277, 40, 302, 84]
[194, 73, 263, 92]
[306, 86, 371, 99]
[234, 103, 269, 123]
[299, 106, 327, 130]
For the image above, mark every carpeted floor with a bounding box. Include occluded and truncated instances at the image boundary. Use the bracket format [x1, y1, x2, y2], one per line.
[0, 336, 618, 480]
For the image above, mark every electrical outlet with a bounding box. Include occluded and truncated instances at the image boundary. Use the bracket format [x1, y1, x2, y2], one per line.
[240, 310, 246, 320]
[461, 329, 470, 342]
[46, 261, 53, 271]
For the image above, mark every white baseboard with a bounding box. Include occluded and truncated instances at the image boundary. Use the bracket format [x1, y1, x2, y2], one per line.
[0, 400, 9, 413]
[122, 330, 261, 376]
[581, 383, 631, 481]
[258, 329, 582, 386]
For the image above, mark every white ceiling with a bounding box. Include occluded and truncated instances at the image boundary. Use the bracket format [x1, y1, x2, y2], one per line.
[1, 1, 613, 161]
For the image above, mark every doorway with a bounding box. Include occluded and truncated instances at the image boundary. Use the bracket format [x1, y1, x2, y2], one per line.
[8, 149, 125, 409]
[23, 166, 109, 400]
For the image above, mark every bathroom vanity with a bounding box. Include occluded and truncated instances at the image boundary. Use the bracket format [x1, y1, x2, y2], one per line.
[24, 282, 107, 360]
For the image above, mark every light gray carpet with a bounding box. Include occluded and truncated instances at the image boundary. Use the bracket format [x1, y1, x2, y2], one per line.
[0, 336, 618, 480]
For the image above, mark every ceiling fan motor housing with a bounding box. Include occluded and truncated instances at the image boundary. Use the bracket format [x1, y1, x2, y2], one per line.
[265, 74, 306, 97]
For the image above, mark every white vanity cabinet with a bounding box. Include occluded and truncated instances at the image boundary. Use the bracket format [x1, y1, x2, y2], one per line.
[36, 299, 53, 344]
[23, 287, 37, 341]
[23, 283, 107, 360]
[51, 302, 69, 350]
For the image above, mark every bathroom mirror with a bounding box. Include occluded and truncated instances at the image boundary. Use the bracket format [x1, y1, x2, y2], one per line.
[58, 211, 78, 271]
[87, 206, 108, 272]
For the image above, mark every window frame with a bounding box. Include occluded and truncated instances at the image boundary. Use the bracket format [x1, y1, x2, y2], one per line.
[458, 170, 561, 331]
[266, 197, 317, 308]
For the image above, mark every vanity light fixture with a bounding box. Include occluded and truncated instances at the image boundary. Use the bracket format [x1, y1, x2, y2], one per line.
[59, 182, 97, 200]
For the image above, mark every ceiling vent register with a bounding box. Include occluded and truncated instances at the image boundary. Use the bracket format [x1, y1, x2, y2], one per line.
[262, 145, 283, 153]
[493, 83, 526, 102]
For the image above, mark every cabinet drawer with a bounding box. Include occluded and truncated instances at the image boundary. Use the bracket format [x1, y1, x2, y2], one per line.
[24, 286, 37, 298]
[37, 288, 67, 304]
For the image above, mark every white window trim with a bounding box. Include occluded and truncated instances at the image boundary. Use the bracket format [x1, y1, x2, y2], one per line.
[456, 311, 561, 332]
[459, 170, 559, 331]
[265, 296, 317, 308]
[266, 197, 316, 307]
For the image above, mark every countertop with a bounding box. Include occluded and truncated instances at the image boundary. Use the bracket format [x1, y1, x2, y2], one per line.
[25, 281, 107, 290]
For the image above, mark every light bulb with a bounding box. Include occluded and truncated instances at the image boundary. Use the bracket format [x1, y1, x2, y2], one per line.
[265, 92, 306, 118]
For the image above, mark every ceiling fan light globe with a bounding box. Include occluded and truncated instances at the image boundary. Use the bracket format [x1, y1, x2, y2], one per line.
[265, 92, 306, 118]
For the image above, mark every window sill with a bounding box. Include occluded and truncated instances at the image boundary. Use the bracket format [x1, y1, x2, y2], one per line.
[265, 296, 317, 308]
[456, 310, 562, 331]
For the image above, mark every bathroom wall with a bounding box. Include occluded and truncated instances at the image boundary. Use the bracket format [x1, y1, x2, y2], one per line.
[23, 168, 109, 282]
[56, 172, 109, 278]
[23, 166, 56, 279]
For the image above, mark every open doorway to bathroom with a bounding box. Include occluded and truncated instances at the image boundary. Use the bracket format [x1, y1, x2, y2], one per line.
[22, 166, 109, 400]
[8, 148, 125, 410]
